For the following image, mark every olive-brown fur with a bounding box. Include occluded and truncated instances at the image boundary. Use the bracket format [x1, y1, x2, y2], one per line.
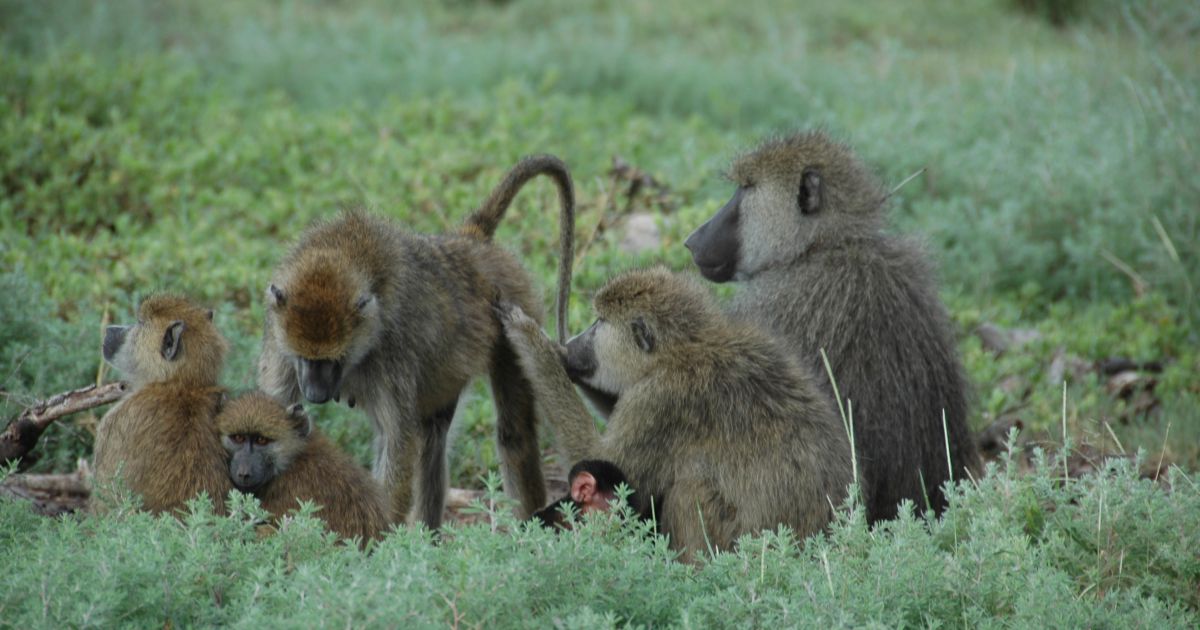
[216, 392, 390, 547]
[499, 268, 852, 561]
[259, 155, 575, 528]
[92, 295, 232, 516]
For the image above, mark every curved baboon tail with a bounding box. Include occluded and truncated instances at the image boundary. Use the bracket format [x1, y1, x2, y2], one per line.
[463, 154, 576, 344]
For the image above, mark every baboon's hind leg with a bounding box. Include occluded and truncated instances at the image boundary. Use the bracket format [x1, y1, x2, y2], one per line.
[490, 338, 548, 518]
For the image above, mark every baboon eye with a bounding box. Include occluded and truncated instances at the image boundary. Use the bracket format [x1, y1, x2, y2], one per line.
[254, 436, 271, 446]
[231, 434, 246, 444]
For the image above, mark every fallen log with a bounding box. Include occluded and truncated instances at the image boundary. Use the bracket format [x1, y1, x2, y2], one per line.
[0, 382, 126, 467]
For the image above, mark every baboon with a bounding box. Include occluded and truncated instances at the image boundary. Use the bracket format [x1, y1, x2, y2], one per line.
[532, 459, 646, 530]
[258, 155, 575, 528]
[684, 130, 981, 522]
[498, 268, 852, 561]
[92, 295, 232, 516]
[216, 392, 389, 546]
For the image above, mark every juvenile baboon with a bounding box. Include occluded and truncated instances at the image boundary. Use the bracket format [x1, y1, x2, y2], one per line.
[684, 130, 981, 522]
[532, 459, 646, 530]
[258, 155, 575, 528]
[92, 295, 232, 516]
[498, 268, 852, 560]
[216, 392, 389, 546]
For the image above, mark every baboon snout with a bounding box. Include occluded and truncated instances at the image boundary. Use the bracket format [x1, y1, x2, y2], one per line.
[685, 189, 742, 283]
[297, 358, 344, 405]
[563, 323, 599, 383]
[102, 326, 130, 362]
[230, 456, 266, 491]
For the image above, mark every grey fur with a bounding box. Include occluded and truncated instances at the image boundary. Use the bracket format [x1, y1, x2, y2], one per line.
[686, 130, 980, 522]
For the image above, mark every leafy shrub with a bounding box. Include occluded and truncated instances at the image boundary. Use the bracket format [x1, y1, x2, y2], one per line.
[2, 456, 1197, 626]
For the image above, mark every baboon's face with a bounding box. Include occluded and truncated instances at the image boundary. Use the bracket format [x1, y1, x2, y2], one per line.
[102, 297, 214, 386]
[686, 165, 824, 281]
[565, 312, 656, 396]
[266, 270, 381, 405]
[220, 402, 310, 492]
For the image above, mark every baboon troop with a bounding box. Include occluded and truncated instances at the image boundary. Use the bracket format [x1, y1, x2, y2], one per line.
[216, 392, 390, 547]
[86, 137, 978, 560]
[257, 155, 575, 527]
[92, 295, 233, 516]
[686, 130, 980, 522]
[498, 268, 853, 559]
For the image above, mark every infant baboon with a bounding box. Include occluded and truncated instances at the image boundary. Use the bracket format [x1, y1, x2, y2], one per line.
[532, 459, 647, 530]
[685, 130, 980, 522]
[216, 392, 389, 546]
[92, 295, 232, 516]
[499, 268, 852, 561]
[258, 155, 575, 528]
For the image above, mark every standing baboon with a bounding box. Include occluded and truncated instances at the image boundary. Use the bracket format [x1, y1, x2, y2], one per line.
[684, 130, 980, 522]
[258, 155, 575, 528]
[216, 392, 389, 546]
[498, 268, 852, 561]
[92, 295, 232, 516]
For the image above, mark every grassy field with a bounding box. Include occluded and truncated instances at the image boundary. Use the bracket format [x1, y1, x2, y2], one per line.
[2, 0, 1198, 625]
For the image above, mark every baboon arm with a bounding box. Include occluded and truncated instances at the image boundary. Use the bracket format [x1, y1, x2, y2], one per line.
[497, 304, 602, 463]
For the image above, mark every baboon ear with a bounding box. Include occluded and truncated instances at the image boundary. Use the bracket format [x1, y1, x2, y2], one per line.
[631, 317, 655, 353]
[161, 320, 185, 361]
[267, 284, 286, 308]
[355, 293, 376, 314]
[287, 403, 312, 438]
[798, 167, 822, 215]
[570, 471, 600, 506]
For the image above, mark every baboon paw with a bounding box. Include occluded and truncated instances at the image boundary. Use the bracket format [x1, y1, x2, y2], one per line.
[493, 300, 538, 332]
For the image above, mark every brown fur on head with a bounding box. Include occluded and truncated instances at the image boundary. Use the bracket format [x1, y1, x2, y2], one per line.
[266, 248, 380, 362]
[564, 268, 726, 396]
[104, 294, 228, 389]
[216, 392, 308, 454]
[216, 391, 310, 489]
[593, 267, 719, 346]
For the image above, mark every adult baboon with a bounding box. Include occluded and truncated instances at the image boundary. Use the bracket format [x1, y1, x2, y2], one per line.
[498, 268, 852, 561]
[258, 155, 575, 528]
[685, 130, 980, 521]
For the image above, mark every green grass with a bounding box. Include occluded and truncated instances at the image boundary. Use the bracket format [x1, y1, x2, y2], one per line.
[1, 0, 1198, 623]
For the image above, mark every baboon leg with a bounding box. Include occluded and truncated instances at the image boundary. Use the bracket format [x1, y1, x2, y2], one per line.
[662, 475, 734, 561]
[490, 338, 547, 519]
[661, 476, 728, 564]
[411, 400, 457, 530]
[368, 395, 419, 524]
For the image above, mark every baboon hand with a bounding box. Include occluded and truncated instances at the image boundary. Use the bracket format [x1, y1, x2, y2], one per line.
[492, 300, 539, 332]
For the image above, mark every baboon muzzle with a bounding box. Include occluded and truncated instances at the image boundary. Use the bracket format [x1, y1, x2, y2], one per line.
[685, 188, 742, 283]
[563, 323, 599, 383]
[297, 358, 344, 405]
[229, 446, 270, 492]
[102, 326, 130, 362]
